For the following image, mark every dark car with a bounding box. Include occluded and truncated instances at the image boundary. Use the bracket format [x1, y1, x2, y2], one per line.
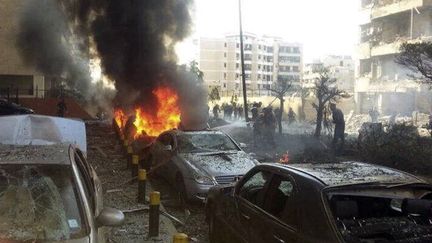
[0, 98, 34, 115]
[206, 162, 432, 243]
[0, 144, 124, 242]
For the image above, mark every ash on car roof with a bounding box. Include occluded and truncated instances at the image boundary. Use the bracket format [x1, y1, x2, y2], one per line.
[285, 161, 422, 186]
[0, 144, 71, 165]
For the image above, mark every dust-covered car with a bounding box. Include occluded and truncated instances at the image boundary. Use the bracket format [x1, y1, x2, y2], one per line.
[0, 144, 124, 243]
[0, 98, 34, 116]
[149, 129, 258, 202]
[206, 161, 432, 243]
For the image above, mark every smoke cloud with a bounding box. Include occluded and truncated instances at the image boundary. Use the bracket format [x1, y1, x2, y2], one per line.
[17, 0, 209, 127]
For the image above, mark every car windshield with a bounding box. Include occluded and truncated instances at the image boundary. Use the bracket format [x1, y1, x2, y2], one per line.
[0, 164, 87, 241]
[177, 132, 239, 153]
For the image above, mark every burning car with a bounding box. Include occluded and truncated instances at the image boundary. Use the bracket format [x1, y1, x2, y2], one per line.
[0, 144, 124, 243]
[149, 129, 259, 202]
[206, 161, 432, 243]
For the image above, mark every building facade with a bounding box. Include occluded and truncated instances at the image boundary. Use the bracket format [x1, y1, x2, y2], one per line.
[198, 33, 303, 96]
[356, 0, 432, 114]
[303, 55, 355, 92]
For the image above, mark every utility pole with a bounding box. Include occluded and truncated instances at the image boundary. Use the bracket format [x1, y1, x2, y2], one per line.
[239, 0, 249, 121]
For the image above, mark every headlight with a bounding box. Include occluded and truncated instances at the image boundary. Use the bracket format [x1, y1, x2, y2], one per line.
[193, 173, 214, 185]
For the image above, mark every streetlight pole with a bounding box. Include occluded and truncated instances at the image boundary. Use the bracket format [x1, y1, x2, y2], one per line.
[239, 0, 249, 121]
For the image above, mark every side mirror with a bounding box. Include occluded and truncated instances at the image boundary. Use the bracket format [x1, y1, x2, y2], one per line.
[163, 145, 173, 152]
[96, 207, 125, 227]
[239, 143, 247, 148]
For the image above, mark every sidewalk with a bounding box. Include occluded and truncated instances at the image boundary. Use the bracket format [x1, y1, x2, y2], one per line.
[86, 121, 177, 243]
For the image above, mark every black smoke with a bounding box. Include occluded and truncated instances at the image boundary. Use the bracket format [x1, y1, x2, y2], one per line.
[17, 0, 208, 127]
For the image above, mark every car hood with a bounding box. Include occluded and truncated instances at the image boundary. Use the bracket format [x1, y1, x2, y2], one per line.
[181, 151, 257, 177]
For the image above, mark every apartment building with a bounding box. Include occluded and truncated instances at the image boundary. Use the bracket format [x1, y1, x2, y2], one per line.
[0, 0, 48, 98]
[303, 55, 355, 92]
[198, 33, 303, 96]
[356, 0, 432, 114]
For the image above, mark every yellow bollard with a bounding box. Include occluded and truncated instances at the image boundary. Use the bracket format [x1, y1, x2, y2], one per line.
[173, 233, 189, 243]
[131, 155, 139, 177]
[148, 191, 160, 238]
[137, 169, 147, 203]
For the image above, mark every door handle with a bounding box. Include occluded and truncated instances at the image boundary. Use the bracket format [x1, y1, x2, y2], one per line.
[240, 213, 250, 220]
[273, 234, 285, 243]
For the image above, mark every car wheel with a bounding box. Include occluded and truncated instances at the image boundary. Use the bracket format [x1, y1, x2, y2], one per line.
[175, 174, 188, 206]
[208, 211, 223, 243]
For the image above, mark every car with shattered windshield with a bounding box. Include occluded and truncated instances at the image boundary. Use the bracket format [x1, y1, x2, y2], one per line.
[0, 144, 124, 243]
[206, 161, 432, 243]
[149, 129, 258, 202]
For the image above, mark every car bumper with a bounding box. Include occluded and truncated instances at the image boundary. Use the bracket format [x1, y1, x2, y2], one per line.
[184, 178, 215, 202]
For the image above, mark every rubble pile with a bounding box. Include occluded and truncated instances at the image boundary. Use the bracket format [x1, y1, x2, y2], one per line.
[358, 123, 432, 174]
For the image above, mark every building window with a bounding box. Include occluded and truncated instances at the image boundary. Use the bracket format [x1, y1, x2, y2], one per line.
[236, 63, 240, 68]
[293, 47, 300, 53]
[224, 63, 227, 68]
[223, 83, 227, 88]
[257, 84, 261, 89]
[224, 73, 227, 79]
[258, 45, 261, 49]
[258, 64, 261, 69]
[224, 42, 227, 47]
[236, 43, 239, 48]
[340, 61, 343, 66]
[236, 73, 239, 79]
[224, 52, 227, 58]
[236, 53, 240, 59]
[258, 55, 261, 59]
[258, 74, 261, 79]
[293, 66, 299, 72]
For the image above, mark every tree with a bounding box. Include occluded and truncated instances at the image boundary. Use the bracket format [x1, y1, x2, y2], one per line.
[268, 79, 292, 134]
[312, 68, 349, 137]
[396, 42, 432, 86]
[208, 86, 221, 104]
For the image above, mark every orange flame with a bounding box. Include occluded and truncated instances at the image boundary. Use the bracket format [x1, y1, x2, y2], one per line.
[114, 109, 127, 130]
[279, 151, 289, 164]
[133, 86, 181, 138]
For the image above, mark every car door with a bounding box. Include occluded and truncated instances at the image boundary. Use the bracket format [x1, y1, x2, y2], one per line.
[74, 149, 104, 242]
[227, 169, 273, 243]
[249, 173, 300, 243]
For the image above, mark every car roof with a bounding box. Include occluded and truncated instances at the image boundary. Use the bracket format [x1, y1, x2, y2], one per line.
[0, 144, 71, 165]
[270, 161, 423, 187]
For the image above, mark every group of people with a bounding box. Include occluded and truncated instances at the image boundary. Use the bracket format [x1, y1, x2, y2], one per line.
[252, 103, 277, 147]
[212, 103, 244, 120]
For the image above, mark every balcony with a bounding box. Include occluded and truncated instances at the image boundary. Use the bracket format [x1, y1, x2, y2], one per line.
[371, 0, 432, 19]
[358, 42, 371, 59]
[370, 36, 432, 57]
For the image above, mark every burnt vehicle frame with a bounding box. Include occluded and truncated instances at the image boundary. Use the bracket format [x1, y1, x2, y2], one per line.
[206, 162, 432, 243]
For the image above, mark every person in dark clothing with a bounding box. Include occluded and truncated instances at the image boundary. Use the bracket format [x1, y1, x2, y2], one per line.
[251, 105, 259, 121]
[57, 98, 67, 117]
[212, 104, 220, 118]
[263, 107, 277, 147]
[330, 103, 345, 154]
[287, 108, 296, 125]
[238, 106, 244, 119]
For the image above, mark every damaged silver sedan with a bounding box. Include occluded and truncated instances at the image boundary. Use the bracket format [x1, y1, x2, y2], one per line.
[0, 144, 124, 243]
[150, 129, 258, 202]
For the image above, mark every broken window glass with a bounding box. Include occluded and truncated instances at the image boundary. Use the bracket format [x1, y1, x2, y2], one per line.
[0, 164, 86, 241]
[177, 132, 239, 153]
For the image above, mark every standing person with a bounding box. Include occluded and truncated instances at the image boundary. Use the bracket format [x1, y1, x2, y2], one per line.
[212, 104, 220, 119]
[330, 103, 345, 154]
[263, 107, 277, 147]
[251, 104, 259, 121]
[238, 105, 244, 120]
[287, 108, 296, 125]
[57, 97, 67, 117]
[369, 107, 379, 123]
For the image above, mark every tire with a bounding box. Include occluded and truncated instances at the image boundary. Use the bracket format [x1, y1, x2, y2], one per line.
[175, 174, 188, 206]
